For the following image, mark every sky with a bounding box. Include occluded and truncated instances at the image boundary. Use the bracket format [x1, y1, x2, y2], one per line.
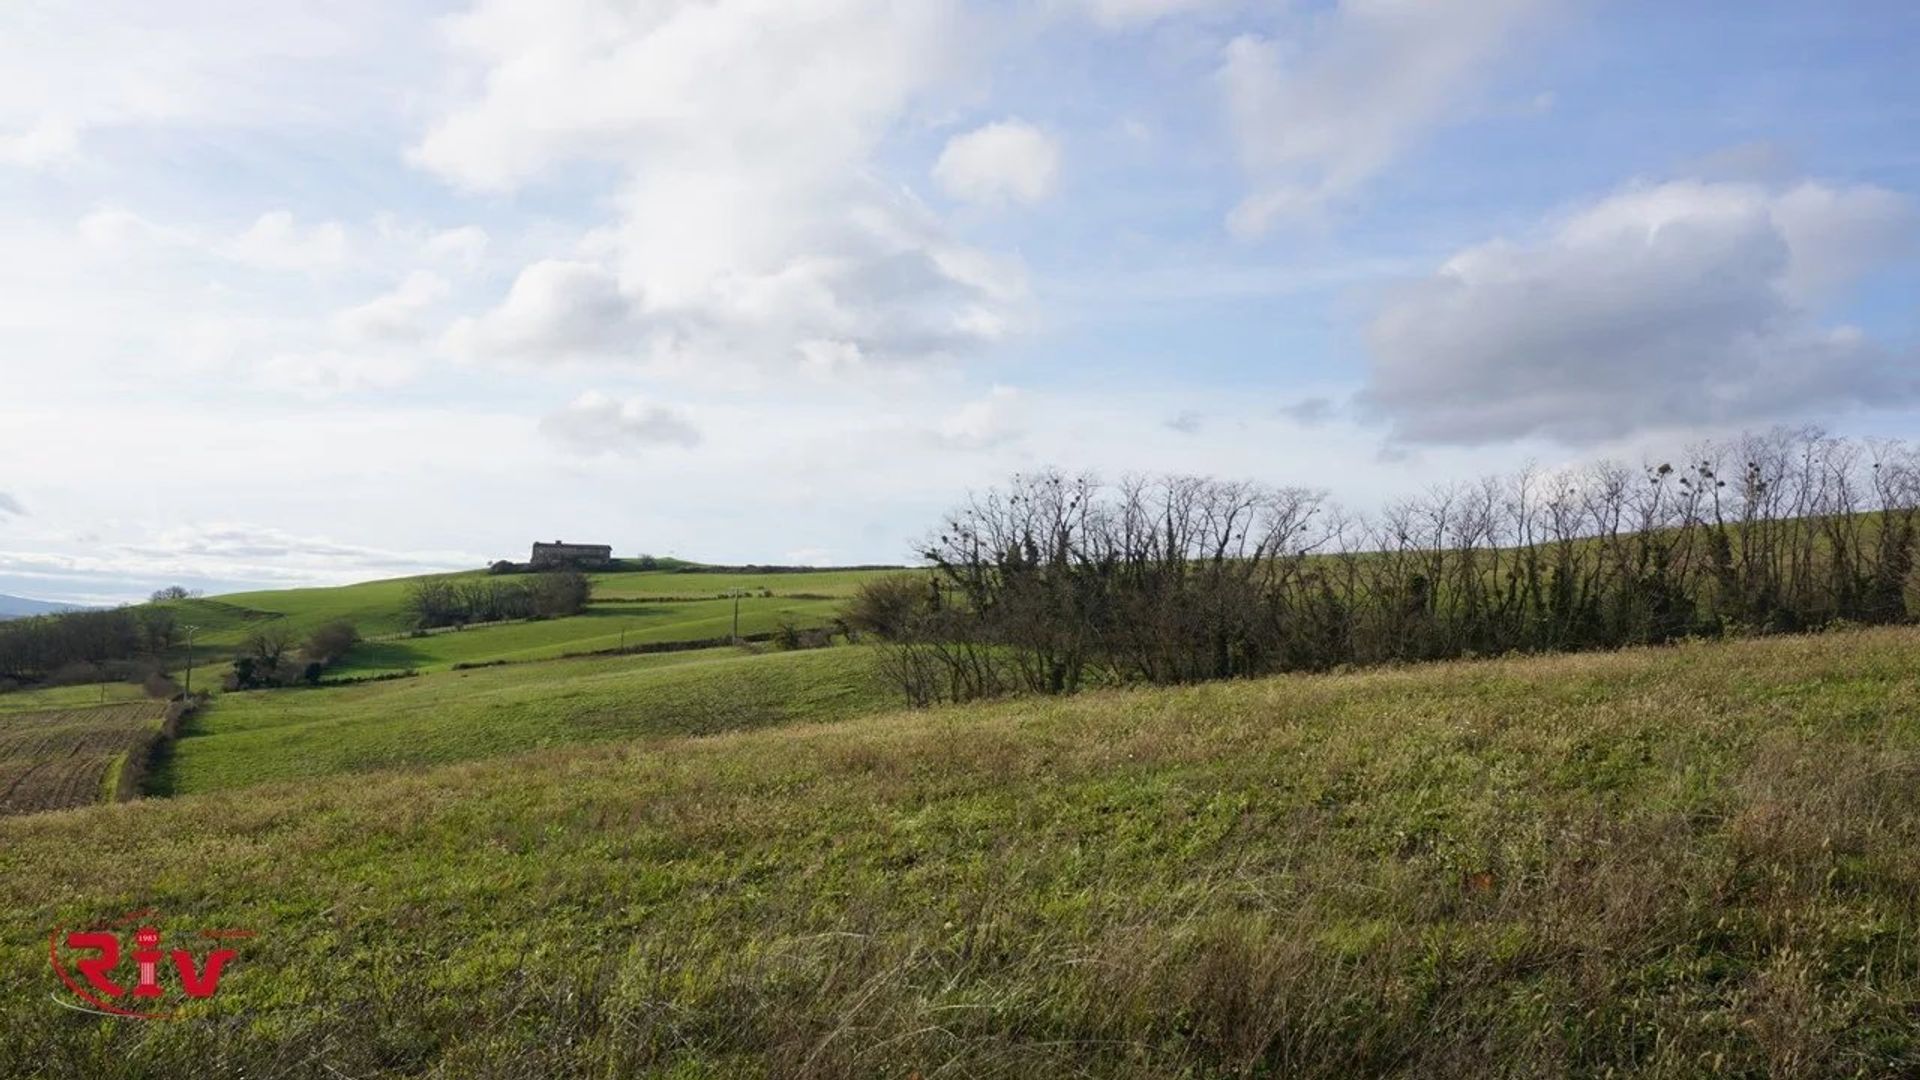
[2, 0, 1917, 605]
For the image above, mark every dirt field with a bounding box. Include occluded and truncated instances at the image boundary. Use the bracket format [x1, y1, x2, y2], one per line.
[0, 701, 169, 815]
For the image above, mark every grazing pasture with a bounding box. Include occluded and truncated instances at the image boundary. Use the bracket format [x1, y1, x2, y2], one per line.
[0, 700, 169, 815]
[0, 680, 148, 715]
[325, 594, 852, 676]
[7, 628, 1920, 1076]
[145, 564, 908, 677]
[154, 644, 892, 795]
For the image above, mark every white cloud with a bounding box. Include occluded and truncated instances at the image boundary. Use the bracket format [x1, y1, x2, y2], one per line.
[934, 120, 1062, 206]
[424, 225, 489, 271]
[0, 493, 24, 518]
[414, 0, 1023, 378]
[221, 210, 349, 271]
[1362, 179, 1920, 445]
[335, 271, 452, 343]
[445, 260, 640, 362]
[0, 1, 434, 163]
[539, 391, 702, 455]
[932, 385, 1027, 450]
[0, 117, 78, 168]
[1218, 0, 1559, 235]
[256, 351, 421, 399]
[76, 207, 191, 251]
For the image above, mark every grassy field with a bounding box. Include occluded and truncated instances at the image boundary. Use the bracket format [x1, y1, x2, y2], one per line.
[586, 567, 905, 601]
[154, 645, 892, 795]
[149, 565, 907, 677]
[0, 680, 149, 715]
[5, 627, 1920, 1076]
[328, 595, 852, 676]
[0, 701, 167, 815]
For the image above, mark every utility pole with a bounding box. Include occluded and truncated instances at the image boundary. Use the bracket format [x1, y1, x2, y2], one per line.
[182, 624, 199, 695]
[725, 587, 747, 643]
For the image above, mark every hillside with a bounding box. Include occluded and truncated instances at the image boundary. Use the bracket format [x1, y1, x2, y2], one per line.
[152, 644, 892, 795]
[6, 628, 1919, 1076]
[148, 563, 907, 677]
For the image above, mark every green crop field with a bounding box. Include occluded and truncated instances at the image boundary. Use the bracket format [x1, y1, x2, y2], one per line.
[7, 627, 1920, 1076]
[153, 644, 892, 796]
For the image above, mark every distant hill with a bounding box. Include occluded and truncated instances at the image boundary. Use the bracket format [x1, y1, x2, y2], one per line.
[0, 594, 86, 620]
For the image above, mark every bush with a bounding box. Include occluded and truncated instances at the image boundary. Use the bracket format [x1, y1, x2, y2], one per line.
[841, 574, 934, 640]
[529, 570, 592, 618]
[305, 620, 361, 665]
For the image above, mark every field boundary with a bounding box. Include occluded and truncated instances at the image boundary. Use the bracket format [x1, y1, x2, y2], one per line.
[112, 696, 198, 804]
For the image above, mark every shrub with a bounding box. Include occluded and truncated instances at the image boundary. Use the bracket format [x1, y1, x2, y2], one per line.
[305, 620, 360, 666]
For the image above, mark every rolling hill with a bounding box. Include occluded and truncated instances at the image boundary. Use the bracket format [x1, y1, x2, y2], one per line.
[5, 627, 1919, 1075]
[148, 562, 910, 677]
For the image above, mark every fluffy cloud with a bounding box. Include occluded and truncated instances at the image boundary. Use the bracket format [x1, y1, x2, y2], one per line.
[934, 120, 1062, 206]
[932, 385, 1027, 450]
[76, 207, 191, 251]
[422, 225, 489, 271]
[221, 210, 348, 271]
[335, 271, 451, 343]
[1362, 179, 1920, 445]
[0, 118, 78, 168]
[416, 0, 1023, 377]
[539, 391, 702, 455]
[1218, 0, 1558, 235]
[445, 260, 639, 362]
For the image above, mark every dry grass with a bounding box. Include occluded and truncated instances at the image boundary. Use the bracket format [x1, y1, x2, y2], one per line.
[2, 629, 1919, 1077]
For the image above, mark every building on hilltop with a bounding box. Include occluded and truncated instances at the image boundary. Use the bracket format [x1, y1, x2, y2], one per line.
[530, 541, 614, 569]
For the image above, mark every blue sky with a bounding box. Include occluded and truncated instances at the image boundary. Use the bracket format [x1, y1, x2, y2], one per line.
[1, 0, 1917, 603]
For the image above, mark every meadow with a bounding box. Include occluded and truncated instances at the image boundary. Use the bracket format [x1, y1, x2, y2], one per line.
[149, 565, 906, 677]
[0, 680, 148, 715]
[153, 644, 891, 795]
[5, 627, 1919, 1077]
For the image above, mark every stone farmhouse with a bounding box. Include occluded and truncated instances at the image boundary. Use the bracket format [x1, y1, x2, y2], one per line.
[529, 541, 614, 568]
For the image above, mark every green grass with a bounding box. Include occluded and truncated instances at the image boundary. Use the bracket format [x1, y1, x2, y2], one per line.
[153, 645, 892, 796]
[328, 595, 851, 676]
[6, 628, 1920, 1075]
[161, 575, 469, 645]
[145, 565, 908, 677]
[586, 567, 907, 601]
[0, 680, 149, 714]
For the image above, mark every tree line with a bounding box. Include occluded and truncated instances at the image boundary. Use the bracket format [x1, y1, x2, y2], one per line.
[0, 607, 182, 686]
[847, 428, 1920, 705]
[404, 570, 592, 629]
